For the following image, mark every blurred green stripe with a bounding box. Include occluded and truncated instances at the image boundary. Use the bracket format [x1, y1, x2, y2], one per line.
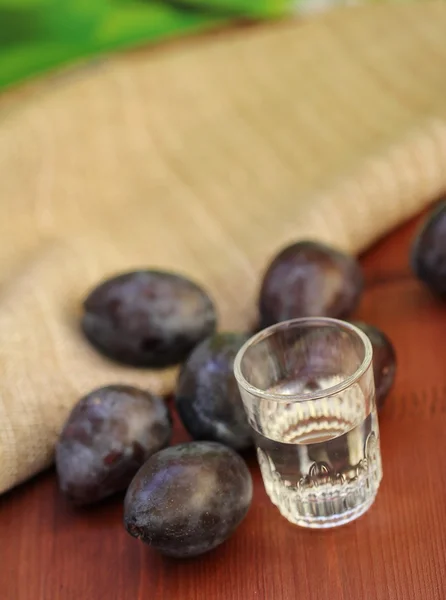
[0, 0, 403, 90]
[170, 0, 290, 17]
[0, 1, 231, 88]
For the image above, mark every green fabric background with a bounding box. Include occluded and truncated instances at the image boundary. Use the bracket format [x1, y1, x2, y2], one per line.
[0, 0, 294, 89]
[0, 1, 407, 90]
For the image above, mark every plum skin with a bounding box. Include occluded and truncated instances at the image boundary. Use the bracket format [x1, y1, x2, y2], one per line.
[55, 385, 172, 505]
[82, 270, 217, 367]
[175, 333, 253, 451]
[259, 241, 363, 327]
[411, 200, 446, 297]
[352, 321, 396, 411]
[124, 442, 253, 558]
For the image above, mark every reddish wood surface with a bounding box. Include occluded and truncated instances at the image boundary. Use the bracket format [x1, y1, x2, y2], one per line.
[1, 213, 445, 600]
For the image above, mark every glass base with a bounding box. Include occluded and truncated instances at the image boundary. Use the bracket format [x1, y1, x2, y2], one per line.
[277, 491, 378, 529]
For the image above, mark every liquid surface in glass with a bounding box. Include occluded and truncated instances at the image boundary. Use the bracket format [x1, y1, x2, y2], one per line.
[253, 376, 382, 528]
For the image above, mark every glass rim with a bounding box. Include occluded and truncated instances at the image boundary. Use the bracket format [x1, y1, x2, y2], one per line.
[233, 317, 373, 403]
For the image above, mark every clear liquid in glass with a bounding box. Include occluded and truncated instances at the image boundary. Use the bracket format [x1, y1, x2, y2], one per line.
[252, 376, 382, 528]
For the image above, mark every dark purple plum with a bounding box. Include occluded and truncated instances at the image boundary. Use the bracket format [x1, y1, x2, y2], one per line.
[175, 333, 252, 451]
[351, 321, 396, 411]
[124, 442, 252, 558]
[411, 200, 446, 297]
[56, 385, 172, 505]
[259, 241, 363, 327]
[82, 270, 217, 367]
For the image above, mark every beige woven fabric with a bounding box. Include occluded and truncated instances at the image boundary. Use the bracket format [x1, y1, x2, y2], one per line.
[1, 3, 446, 494]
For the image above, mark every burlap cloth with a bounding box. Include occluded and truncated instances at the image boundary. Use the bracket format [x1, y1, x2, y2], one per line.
[1, 2, 446, 494]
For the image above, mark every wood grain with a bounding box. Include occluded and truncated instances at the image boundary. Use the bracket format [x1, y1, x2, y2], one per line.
[1, 212, 445, 600]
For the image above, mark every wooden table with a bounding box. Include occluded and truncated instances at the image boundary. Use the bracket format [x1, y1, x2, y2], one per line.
[1, 213, 445, 600]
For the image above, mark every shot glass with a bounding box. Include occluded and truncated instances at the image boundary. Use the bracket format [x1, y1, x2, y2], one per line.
[234, 317, 382, 529]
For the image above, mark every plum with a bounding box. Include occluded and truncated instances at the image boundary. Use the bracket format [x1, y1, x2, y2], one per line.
[411, 200, 446, 297]
[259, 241, 363, 327]
[175, 333, 252, 451]
[56, 385, 172, 505]
[124, 442, 252, 558]
[82, 270, 217, 367]
[352, 321, 396, 411]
